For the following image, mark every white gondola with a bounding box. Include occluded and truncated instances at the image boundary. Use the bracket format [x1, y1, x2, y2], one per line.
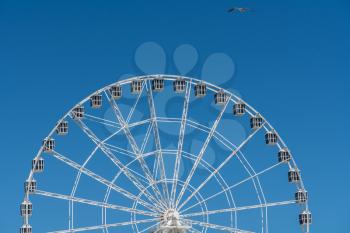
[233, 101, 245, 116]
[295, 189, 308, 203]
[173, 78, 186, 93]
[214, 90, 228, 105]
[43, 138, 55, 152]
[20, 200, 32, 217]
[90, 93, 102, 108]
[131, 80, 143, 94]
[265, 129, 278, 145]
[250, 113, 263, 129]
[278, 148, 291, 163]
[152, 77, 164, 92]
[194, 82, 206, 97]
[110, 84, 122, 99]
[299, 211, 312, 225]
[56, 121, 68, 135]
[20, 224, 32, 233]
[288, 169, 300, 183]
[72, 106, 84, 119]
[24, 179, 37, 194]
[32, 158, 44, 172]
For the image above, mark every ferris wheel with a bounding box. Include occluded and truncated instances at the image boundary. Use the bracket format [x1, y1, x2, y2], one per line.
[20, 75, 311, 233]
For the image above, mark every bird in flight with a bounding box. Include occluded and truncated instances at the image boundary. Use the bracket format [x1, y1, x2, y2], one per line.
[227, 7, 250, 13]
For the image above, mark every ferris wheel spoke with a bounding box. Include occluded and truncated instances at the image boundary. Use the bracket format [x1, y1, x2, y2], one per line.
[145, 79, 170, 204]
[140, 123, 153, 154]
[139, 221, 160, 233]
[50, 150, 161, 213]
[184, 219, 254, 233]
[128, 118, 152, 128]
[103, 142, 139, 159]
[153, 149, 160, 179]
[47, 218, 159, 233]
[182, 200, 297, 218]
[176, 95, 231, 208]
[72, 117, 167, 210]
[181, 160, 283, 214]
[125, 80, 146, 123]
[188, 228, 202, 233]
[171, 80, 191, 208]
[178, 122, 265, 211]
[84, 113, 121, 129]
[104, 89, 168, 209]
[136, 123, 154, 186]
[35, 189, 159, 217]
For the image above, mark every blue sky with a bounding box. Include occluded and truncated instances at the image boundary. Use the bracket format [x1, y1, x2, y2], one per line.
[0, 0, 349, 232]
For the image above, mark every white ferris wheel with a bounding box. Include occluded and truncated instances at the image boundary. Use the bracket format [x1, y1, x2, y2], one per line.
[20, 75, 311, 233]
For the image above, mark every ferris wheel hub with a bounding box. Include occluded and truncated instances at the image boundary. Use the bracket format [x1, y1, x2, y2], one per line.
[153, 209, 190, 233]
[161, 209, 180, 224]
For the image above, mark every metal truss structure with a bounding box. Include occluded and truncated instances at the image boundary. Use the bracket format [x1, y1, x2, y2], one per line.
[21, 75, 311, 233]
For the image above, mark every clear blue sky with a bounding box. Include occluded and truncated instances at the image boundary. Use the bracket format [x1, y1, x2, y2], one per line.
[0, 0, 349, 232]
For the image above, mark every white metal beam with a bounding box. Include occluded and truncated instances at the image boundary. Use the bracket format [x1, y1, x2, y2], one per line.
[35, 189, 159, 217]
[171, 80, 191, 208]
[145, 79, 169, 204]
[48, 218, 158, 233]
[176, 94, 231, 208]
[182, 200, 296, 218]
[104, 87, 167, 207]
[185, 219, 254, 233]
